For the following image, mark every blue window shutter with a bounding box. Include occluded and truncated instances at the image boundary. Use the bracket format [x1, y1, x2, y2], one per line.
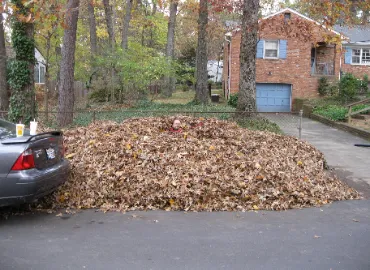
[279, 40, 287, 59]
[344, 48, 352, 64]
[257, 40, 264, 58]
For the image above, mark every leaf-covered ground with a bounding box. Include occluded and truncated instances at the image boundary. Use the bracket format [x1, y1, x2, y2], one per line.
[44, 116, 359, 212]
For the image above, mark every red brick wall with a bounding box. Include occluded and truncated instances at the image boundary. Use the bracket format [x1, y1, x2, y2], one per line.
[341, 54, 370, 79]
[224, 13, 342, 105]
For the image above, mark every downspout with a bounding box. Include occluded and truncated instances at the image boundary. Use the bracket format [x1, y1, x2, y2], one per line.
[339, 44, 342, 80]
[225, 35, 232, 100]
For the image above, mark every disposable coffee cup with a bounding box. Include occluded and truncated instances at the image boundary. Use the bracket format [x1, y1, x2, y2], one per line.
[16, 124, 25, 137]
[30, 120, 38, 136]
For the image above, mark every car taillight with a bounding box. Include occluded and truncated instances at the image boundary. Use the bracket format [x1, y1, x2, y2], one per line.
[11, 149, 35, 171]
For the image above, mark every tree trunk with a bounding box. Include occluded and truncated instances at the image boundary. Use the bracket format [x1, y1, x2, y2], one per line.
[162, 0, 178, 98]
[103, 0, 115, 48]
[148, 1, 157, 48]
[121, 0, 133, 50]
[0, 13, 8, 111]
[236, 0, 259, 112]
[88, 0, 98, 54]
[166, 1, 177, 61]
[57, 0, 80, 127]
[195, 0, 209, 104]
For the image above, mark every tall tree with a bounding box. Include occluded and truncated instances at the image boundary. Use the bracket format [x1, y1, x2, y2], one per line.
[195, 0, 209, 104]
[292, 0, 370, 26]
[148, 0, 157, 48]
[0, 12, 8, 111]
[163, 0, 178, 97]
[57, 0, 80, 127]
[236, 0, 259, 112]
[103, 0, 115, 47]
[121, 0, 133, 49]
[88, 0, 98, 54]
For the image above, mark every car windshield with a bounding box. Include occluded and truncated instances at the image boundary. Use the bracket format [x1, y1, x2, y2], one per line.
[0, 119, 16, 140]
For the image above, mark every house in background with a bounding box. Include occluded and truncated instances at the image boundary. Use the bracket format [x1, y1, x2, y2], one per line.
[334, 26, 370, 79]
[6, 46, 46, 84]
[222, 8, 367, 112]
[207, 60, 223, 83]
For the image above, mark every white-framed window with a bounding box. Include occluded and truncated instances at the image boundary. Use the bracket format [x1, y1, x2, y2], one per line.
[34, 64, 46, 84]
[39, 66, 45, 84]
[352, 48, 370, 65]
[264, 40, 279, 59]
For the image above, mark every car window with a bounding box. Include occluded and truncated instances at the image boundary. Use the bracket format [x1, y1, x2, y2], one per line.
[0, 119, 16, 140]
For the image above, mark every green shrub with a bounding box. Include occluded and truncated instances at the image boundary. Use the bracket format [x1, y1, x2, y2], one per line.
[329, 82, 339, 96]
[89, 88, 108, 103]
[353, 104, 370, 114]
[228, 93, 238, 108]
[318, 77, 330, 96]
[313, 105, 348, 121]
[339, 73, 360, 101]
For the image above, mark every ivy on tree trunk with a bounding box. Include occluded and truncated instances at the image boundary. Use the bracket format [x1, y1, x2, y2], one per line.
[237, 0, 259, 112]
[0, 13, 8, 111]
[8, 0, 36, 124]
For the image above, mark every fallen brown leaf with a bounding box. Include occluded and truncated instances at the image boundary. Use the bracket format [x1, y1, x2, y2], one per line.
[38, 116, 359, 212]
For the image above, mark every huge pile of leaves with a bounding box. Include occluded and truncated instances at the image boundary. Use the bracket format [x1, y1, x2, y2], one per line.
[48, 116, 359, 211]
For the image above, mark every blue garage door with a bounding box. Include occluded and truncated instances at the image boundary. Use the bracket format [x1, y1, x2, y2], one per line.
[256, 83, 291, 112]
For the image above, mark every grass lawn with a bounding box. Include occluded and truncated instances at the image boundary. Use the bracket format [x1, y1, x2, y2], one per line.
[40, 88, 282, 134]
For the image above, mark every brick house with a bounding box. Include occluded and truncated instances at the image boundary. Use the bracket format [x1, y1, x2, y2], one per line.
[335, 26, 370, 80]
[223, 8, 350, 112]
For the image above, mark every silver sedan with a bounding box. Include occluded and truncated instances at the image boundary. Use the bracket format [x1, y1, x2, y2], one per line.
[0, 119, 69, 207]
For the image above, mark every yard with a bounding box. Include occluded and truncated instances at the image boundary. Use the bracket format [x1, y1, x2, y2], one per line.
[13, 88, 366, 212]
[308, 73, 370, 133]
[308, 97, 370, 132]
[33, 92, 359, 212]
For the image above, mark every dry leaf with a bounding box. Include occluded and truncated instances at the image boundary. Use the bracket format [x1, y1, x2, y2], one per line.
[65, 153, 76, 159]
[38, 116, 359, 213]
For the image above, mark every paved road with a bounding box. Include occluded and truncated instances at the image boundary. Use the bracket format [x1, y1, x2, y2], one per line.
[1, 200, 370, 270]
[265, 114, 370, 197]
